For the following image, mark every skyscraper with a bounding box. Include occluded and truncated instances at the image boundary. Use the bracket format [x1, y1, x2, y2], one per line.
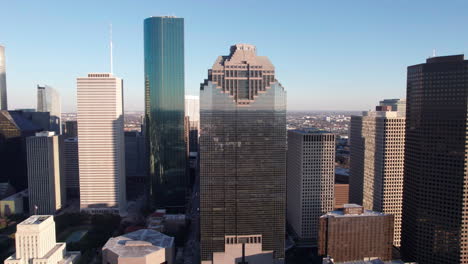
[63, 137, 79, 198]
[401, 55, 468, 263]
[199, 44, 287, 263]
[26, 131, 65, 215]
[77, 73, 126, 215]
[287, 129, 335, 246]
[37, 85, 61, 135]
[144, 16, 186, 210]
[0, 45, 7, 110]
[349, 103, 405, 246]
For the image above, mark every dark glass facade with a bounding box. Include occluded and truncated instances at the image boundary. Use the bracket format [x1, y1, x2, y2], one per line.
[199, 44, 286, 262]
[401, 55, 468, 263]
[144, 17, 186, 209]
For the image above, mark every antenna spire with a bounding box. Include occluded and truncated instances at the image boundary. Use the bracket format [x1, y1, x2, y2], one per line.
[432, 48, 436, 58]
[110, 24, 113, 74]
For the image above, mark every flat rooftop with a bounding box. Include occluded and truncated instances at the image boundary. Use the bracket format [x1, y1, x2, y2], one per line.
[290, 128, 333, 134]
[20, 215, 52, 225]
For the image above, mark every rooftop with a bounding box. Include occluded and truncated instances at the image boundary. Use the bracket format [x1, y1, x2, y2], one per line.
[322, 204, 387, 218]
[426, 54, 464, 64]
[20, 215, 52, 225]
[290, 128, 333, 135]
[103, 229, 174, 258]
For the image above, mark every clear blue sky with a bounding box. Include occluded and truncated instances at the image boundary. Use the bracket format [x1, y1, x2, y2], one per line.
[1, 0, 467, 112]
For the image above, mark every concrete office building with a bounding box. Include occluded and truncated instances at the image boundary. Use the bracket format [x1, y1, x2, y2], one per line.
[77, 73, 126, 215]
[287, 129, 335, 246]
[0, 45, 7, 110]
[145, 16, 186, 210]
[63, 137, 79, 198]
[400, 55, 468, 264]
[349, 103, 405, 247]
[37, 85, 61, 134]
[200, 44, 287, 263]
[318, 204, 394, 263]
[26, 131, 65, 215]
[102, 229, 174, 264]
[379, 98, 406, 117]
[5, 215, 80, 264]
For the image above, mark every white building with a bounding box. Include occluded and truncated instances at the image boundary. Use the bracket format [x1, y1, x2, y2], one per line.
[26, 131, 65, 215]
[102, 229, 174, 264]
[287, 129, 335, 246]
[77, 73, 126, 215]
[5, 215, 80, 264]
[349, 103, 406, 247]
[185, 95, 199, 129]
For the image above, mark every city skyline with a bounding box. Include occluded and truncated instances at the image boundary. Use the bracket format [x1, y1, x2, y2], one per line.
[1, 1, 468, 112]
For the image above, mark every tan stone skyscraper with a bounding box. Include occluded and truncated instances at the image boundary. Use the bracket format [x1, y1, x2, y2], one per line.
[77, 73, 126, 215]
[349, 101, 405, 246]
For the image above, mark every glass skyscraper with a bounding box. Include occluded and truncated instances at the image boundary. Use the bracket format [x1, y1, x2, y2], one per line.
[199, 44, 287, 263]
[144, 16, 186, 210]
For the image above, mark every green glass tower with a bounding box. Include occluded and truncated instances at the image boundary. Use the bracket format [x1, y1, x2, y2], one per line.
[144, 16, 186, 210]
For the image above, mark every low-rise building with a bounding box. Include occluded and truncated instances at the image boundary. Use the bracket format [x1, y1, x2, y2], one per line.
[318, 204, 394, 263]
[102, 229, 175, 264]
[4, 215, 80, 264]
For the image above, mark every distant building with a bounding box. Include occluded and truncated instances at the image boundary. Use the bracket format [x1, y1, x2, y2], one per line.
[26, 131, 65, 215]
[37, 85, 61, 134]
[102, 229, 174, 264]
[0, 45, 8, 110]
[124, 131, 146, 200]
[0, 189, 27, 217]
[287, 129, 335, 246]
[5, 215, 80, 264]
[63, 137, 79, 198]
[349, 103, 405, 246]
[318, 204, 394, 263]
[334, 184, 349, 209]
[64, 120, 78, 138]
[77, 73, 126, 215]
[0, 110, 43, 191]
[379, 98, 406, 117]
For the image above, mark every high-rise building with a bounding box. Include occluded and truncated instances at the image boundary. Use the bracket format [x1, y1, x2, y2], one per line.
[63, 137, 79, 198]
[37, 85, 61, 134]
[379, 98, 406, 117]
[64, 120, 78, 138]
[5, 215, 80, 264]
[124, 131, 147, 200]
[26, 131, 65, 214]
[349, 103, 405, 246]
[144, 16, 186, 210]
[0, 110, 43, 191]
[287, 129, 335, 246]
[199, 44, 287, 263]
[77, 73, 126, 215]
[401, 55, 468, 264]
[0, 45, 7, 110]
[185, 95, 200, 153]
[318, 204, 394, 263]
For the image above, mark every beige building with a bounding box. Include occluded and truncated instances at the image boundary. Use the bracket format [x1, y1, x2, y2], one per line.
[202, 235, 274, 264]
[77, 73, 126, 215]
[5, 215, 79, 264]
[349, 102, 405, 247]
[102, 229, 174, 264]
[287, 129, 335, 246]
[26, 131, 65, 215]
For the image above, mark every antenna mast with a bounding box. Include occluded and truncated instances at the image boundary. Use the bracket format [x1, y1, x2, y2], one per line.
[110, 24, 113, 74]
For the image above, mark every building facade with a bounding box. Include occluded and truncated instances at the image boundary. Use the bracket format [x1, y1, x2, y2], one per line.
[0, 45, 7, 110]
[318, 204, 394, 263]
[26, 131, 65, 214]
[144, 16, 186, 210]
[63, 137, 79, 198]
[401, 55, 468, 263]
[287, 130, 335, 246]
[349, 105, 405, 247]
[77, 73, 126, 215]
[64, 120, 78, 138]
[37, 85, 61, 135]
[200, 44, 287, 263]
[5, 215, 80, 264]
